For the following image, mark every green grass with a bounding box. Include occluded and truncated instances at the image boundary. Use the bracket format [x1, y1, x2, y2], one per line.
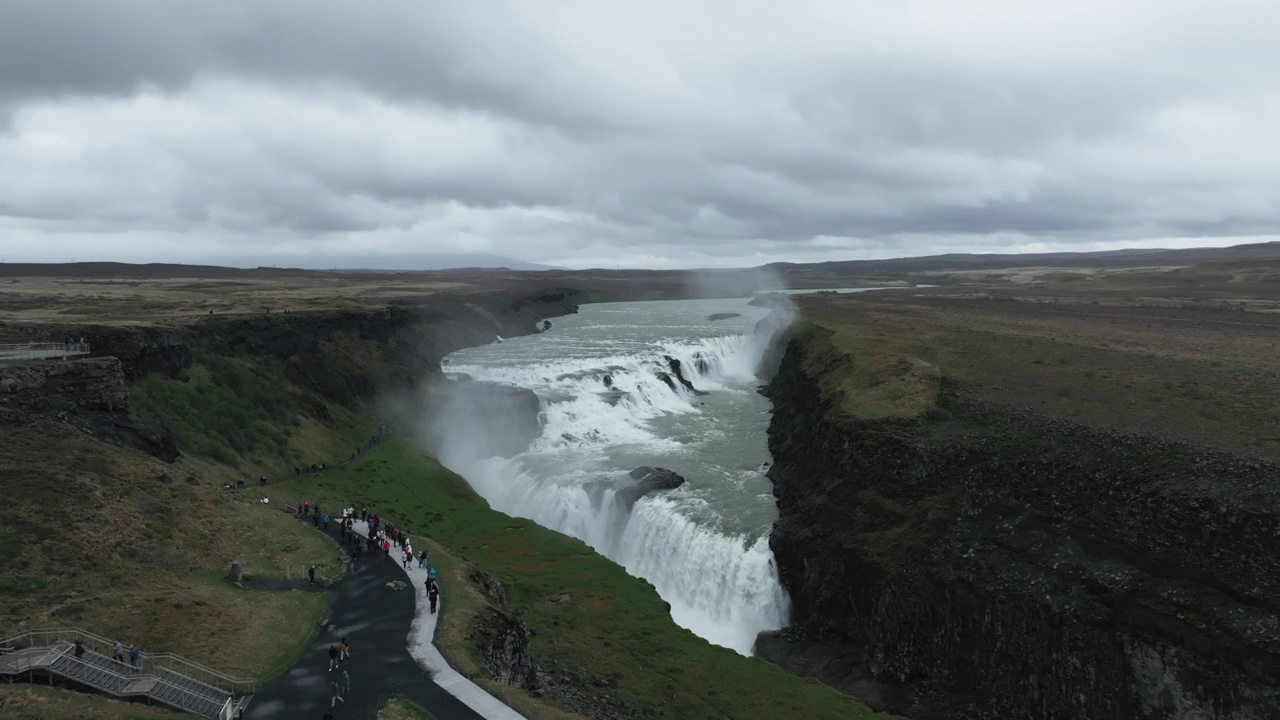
[271, 438, 888, 720]
[130, 351, 299, 467]
[378, 695, 440, 720]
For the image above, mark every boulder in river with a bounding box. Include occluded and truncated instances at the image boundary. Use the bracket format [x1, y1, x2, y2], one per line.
[616, 466, 686, 509]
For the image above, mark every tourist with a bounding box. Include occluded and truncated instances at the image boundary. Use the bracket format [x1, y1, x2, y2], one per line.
[339, 638, 350, 661]
[74, 639, 85, 659]
[428, 580, 440, 614]
[418, 549, 428, 569]
[322, 513, 329, 530]
[328, 644, 339, 671]
[331, 678, 345, 707]
[323, 708, 333, 720]
[112, 640, 125, 664]
[308, 566, 316, 584]
[426, 563, 437, 583]
[129, 644, 141, 670]
[339, 669, 350, 698]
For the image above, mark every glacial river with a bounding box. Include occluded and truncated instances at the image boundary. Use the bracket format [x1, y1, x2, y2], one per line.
[436, 297, 791, 653]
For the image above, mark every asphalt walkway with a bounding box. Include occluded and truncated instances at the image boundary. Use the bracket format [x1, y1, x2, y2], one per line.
[246, 516, 491, 720]
[344, 518, 527, 720]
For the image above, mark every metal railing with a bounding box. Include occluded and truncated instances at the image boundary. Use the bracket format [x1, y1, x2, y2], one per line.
[0, 342, 91, 362]
[0, 628, 255, 695]
[0, 645, 234, 716]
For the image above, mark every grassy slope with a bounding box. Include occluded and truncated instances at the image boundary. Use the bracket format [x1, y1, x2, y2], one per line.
[270, 438, 887, 720]
[1, 349, 358, 720]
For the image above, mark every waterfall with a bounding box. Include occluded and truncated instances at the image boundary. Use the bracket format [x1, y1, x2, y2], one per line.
[432, 303, 793, 654]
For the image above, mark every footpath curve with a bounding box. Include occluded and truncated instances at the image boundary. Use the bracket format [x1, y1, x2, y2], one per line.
[347, 519, 527, 720]
[246, 512, 526, 720]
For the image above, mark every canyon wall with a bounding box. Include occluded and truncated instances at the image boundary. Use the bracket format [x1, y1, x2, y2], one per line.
[763, 323, 1280, 719]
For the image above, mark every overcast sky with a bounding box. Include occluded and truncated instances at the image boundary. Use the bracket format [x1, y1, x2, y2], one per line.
[1, 1, 1277, 270]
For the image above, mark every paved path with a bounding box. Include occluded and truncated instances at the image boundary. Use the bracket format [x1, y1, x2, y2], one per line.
[345, 518, 527, 720]
[246, 513, 527, 720]
[246, 519, 483, 720]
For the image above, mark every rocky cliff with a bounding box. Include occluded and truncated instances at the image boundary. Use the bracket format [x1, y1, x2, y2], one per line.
[0, 288, 581, 466]
[0, 357, 179, 461]
[80, 289, 582, 388]
[763, 323, 1280, 719]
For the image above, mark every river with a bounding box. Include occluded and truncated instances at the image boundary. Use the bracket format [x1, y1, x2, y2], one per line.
[436, 296, 792, 654]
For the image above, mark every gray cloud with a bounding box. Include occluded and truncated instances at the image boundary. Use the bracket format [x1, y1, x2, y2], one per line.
[0, 0, 1278, 269]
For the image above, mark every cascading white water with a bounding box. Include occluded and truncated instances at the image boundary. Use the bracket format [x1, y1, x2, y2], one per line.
[433, 298, 793, 654]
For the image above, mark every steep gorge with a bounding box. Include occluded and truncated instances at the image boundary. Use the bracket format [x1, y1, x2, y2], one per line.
[761, 322, 1280, 719]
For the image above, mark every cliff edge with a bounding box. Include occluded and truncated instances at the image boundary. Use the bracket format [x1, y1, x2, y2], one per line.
[762, 296, 1280, 719]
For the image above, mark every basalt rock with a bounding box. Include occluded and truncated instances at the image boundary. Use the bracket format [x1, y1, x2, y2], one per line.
[0, 358, 179, 461]
[474, 607, 541, 691]
[663, 355, 709, 396]
[615, 467, 686, 510]
[763, 328, 1280, 719]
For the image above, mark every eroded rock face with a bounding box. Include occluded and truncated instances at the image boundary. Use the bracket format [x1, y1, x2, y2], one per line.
[763, 332, 1280, 719]
[474, 607, 541, 690]
[0, 358, 179, 461]
[663, 355, 709, 396]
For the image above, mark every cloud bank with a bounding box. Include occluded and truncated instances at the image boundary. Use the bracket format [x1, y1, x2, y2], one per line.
[1, 0, 1277, 269]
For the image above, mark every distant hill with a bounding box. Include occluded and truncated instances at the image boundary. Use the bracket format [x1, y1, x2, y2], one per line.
[4, 241, 1277, 284]
[0, 254, 564, 279]
[761, 241, 1280, 282]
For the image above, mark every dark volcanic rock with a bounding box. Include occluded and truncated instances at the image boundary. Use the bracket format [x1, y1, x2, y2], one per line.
[663, 355, 709, 396]
[763, 330, 1280, 719]
[473, 607, 541, 690]
[0, 358, 179, 461]
[616, 466, 686, 509]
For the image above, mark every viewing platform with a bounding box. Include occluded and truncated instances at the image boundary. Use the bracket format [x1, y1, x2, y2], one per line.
[0, 342, 91, 363]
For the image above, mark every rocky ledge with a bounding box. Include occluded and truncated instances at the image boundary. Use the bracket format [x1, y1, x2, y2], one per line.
[0, 357, 178, 461]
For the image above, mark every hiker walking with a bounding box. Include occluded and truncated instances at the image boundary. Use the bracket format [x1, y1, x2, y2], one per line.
[129, 644, 141, 670]
[322, 513, 329, 530]
[339, 669, 350, 698]
[402, 545, 412, 569]
[328, 644, 339, 671]
[74, 639, 85, 659]
[382, 539, 391, 557]
[418, 549, 428, 569]
[427, 563, 437, 583]
[112, 640, 125, 664]
[428, 579, 440, 614]
[339, 638, 350, 661]
[308, 565, 317, 584]
[330, 677, 345, 707]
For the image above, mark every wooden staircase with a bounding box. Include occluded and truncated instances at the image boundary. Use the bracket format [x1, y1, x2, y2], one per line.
[0, 628, 254, 719]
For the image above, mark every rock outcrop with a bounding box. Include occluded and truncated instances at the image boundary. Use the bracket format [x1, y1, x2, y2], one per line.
[663, 355, 708, 396]
[764, 326, 1280, 719]
[0, 357, 179, 461]
[474, 607, 541, 691]
[615, 467, 686, 510]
